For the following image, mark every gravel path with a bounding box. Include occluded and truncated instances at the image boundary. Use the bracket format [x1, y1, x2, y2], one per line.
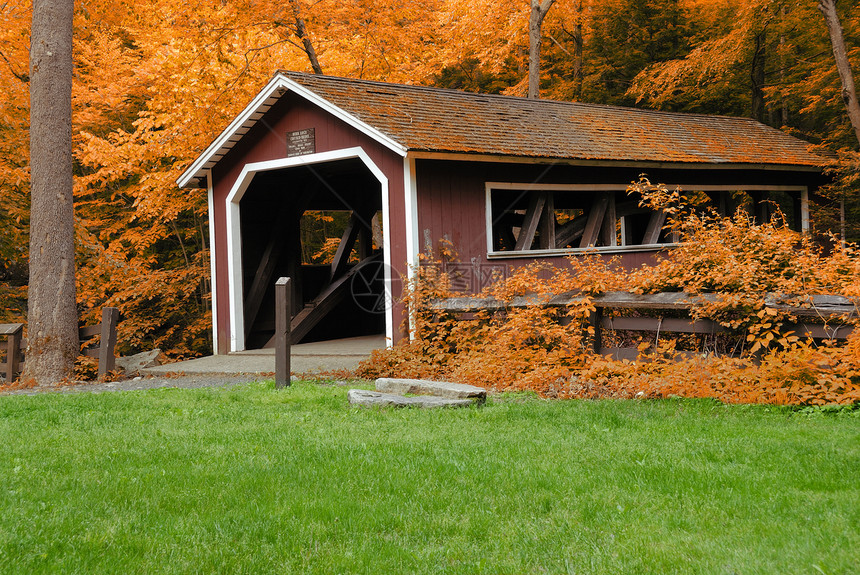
[0, 336, 380, 396]
[0, 373, 280, 396]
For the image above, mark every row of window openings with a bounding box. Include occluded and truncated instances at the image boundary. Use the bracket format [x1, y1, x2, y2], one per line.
[489, 189, 801, 252]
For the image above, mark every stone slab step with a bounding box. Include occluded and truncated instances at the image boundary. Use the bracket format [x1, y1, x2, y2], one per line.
[348, 389, 475, 409]
[375, 378, 487, 402]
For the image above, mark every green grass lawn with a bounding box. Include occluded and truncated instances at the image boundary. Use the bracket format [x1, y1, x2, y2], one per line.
[0, 382, 858, 574]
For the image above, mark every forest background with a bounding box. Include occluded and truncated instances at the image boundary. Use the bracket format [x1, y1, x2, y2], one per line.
[0, 0, 858, 358]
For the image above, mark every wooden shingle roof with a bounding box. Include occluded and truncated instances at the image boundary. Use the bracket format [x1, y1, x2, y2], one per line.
[178, 71, 822, 188]
[282, 71, 821, 167]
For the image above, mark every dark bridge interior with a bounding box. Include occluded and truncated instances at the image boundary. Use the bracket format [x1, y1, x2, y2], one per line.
[239, 158, 385, 349]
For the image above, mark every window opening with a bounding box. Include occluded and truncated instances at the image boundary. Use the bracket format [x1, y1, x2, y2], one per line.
[299, 210, 382, 265]
[488, 185, 805, 255]
[490, 188, 672, 253]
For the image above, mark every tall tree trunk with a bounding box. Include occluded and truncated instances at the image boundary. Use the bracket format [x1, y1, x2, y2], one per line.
[751, 28, 766, 122]
[819, 0, 860, 147]
[779, 5, 789, 126]
[288, 0, 323, 75]
[25, 0, 78, 384]
[528, 0, 557, 99]
[571, 0, 584, 100]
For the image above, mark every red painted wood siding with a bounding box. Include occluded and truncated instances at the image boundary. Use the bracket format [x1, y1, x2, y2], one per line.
[210, 93, 406, 352]
[414, 158, 820, 294]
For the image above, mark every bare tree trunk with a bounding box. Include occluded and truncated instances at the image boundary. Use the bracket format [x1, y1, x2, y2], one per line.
[820, 0, 860, 247]
[288, 0, 323, 75]
[571, 0, 584, 100]
[779, 5, 789, 126]
[751, 28, 766, 122]
[528, 0, 557, 99]
[819, 0, 860, 146]
[25, 0, 78, 384]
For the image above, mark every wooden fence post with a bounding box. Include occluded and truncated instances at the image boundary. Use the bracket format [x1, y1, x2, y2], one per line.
[2, 324, 23, 381]
[590, 307, 603, 354]
[98, 307, 119, 378]
[275, 277, 292, 388]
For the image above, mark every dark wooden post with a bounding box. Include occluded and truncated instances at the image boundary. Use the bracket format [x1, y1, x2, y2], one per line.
[538, 192, 556, 249]
[2, 324, 23, 381]
[275, 277, 292, 388]
[98, 307, 119, 378]
[589, 307, 603, 354]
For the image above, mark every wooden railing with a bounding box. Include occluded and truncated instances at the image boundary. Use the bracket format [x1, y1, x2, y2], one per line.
[79, 307, 120, 378]
[429, 292, 857, 359]
[0, 307, 120, 383]
[0, 323, 24, 382]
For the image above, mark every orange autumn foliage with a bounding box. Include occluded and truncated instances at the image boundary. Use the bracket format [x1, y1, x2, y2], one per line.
[1, 0, 858, 359]
[358, 182, 860, 406]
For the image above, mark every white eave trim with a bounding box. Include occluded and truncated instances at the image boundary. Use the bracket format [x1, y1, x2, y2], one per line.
[176, 73, 408, 189]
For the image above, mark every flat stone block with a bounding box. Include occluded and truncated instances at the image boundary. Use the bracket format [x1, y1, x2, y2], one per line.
[375, 378, 487, 402]
[116, 349, 162, 374]
[348, 389, 474, 409]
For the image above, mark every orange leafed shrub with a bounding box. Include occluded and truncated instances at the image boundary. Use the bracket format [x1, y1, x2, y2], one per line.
[357, 180, 860, 406]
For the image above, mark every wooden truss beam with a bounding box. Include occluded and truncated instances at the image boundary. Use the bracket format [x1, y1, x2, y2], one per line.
[329, 207, 375, 283]
[538, 192, 555, 249]
[243, 201, 294, 338]
[555, 214, 587, 248]
[514, 192, 547, 251]
[244, 187, 317, 337]
[642, 209, 667, 245]
[330, 212, 362, 282]
[264, 254, 383, 347]
[580, 193, 610, 248]
[600, 193, 617, 247]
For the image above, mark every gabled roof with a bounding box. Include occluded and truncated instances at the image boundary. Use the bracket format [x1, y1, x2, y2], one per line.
[178, 71, 823, 188]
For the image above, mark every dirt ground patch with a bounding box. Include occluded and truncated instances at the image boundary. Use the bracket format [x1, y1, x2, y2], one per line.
[0, 374, 274, 396]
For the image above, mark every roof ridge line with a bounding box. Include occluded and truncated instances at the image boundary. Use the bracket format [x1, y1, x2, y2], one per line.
[277, 69, 765, 123]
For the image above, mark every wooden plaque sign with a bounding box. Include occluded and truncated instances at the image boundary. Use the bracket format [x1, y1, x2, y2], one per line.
[287, 128, 316, 157]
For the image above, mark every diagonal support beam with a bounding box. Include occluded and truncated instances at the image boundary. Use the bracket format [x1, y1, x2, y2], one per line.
[555, 213, 587, 248]
[514, 192, 547, 251]
[243, 201, 293, 338]
[264, 254, 382, 347]
[580, 193, 610, 248]
[244, 186, 318, 336]
[330, 211, 363, 282]
[538, 192, 555, 249]
[600, 193, 617, 247]
[642, 209, 667, 245]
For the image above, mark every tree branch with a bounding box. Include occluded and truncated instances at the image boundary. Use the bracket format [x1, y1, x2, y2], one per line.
[288, 0, 323, 74]
[819, 0, 860, 147]
[0, 49, 28, 82]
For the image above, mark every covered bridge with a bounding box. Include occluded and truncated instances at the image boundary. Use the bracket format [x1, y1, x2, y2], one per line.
[177, 71, 824, 354]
